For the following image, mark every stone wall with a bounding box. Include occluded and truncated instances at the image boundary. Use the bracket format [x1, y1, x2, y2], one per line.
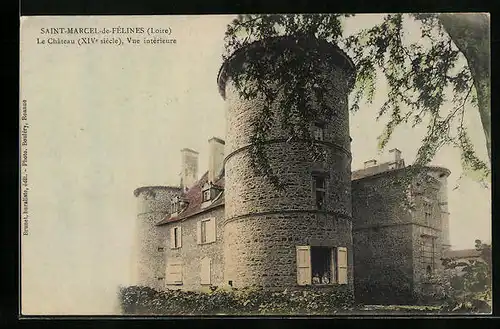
[162, 207, 225, 292]
[221, 37, 354, 291]
[133, 186, 181, 290]
[352, 172, 415, 304]
[352, 167, 446, 303]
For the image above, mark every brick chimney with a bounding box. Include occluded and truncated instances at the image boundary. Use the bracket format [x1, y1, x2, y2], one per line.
[180, 148, 199, 190]
[208, 137, 225, 183]
[389, 148, 402, 162]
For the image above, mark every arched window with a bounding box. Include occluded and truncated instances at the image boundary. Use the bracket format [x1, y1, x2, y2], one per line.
[426, 265, 432, 277]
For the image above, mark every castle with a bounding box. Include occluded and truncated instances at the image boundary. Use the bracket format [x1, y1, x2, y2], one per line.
[132, 36, 451, 304]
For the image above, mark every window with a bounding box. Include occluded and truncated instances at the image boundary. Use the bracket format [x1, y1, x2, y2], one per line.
[313, 176, 326, 210]
[296, 246, 348, 286]
[313, 122, 325, 141]
[170, 226, 182, 249]
[424, 201, 432, 226]
[171, 197, 179, 214]
[421, 235, 435, 278]
[201, 220, 207, 244]
[197, 218, 216, 244]
[201, 257, 211, 285]
[202, 189, 211, 202]
[166, 261, 183, 285]
[157, 247, 164, 252]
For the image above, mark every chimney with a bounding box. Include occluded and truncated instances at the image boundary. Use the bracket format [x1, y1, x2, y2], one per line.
[208, 137, 225, 183]
[364, 159, 377, 169]
[389, 148, 402, 162]
[180, 148, 199, 190]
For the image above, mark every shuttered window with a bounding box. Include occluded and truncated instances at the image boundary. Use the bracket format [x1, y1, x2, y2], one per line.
[337, 247, 348, 285]
[296, 246, 312, 285]
[197, 218, 216, 244]
[166, 261, 183, 285]
[200, 257, 211, 285]
[170, 226, 182, 249]
[297, 246, 348, 285]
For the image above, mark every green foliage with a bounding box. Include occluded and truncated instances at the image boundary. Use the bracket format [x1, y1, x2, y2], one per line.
[222, 14, 490, 191]
[437, 240, 492, 313]
[119, 285, 355, 315]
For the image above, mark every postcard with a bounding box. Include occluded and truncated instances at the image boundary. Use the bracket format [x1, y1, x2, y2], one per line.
[19, 14, 491, 316]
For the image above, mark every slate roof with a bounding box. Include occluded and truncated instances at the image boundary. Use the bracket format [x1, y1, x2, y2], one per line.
[351, 160, 406, 181]
[156, 171, 225, 226]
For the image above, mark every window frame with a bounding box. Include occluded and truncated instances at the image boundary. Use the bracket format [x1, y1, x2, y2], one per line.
[197, 217, 216, 245]
[312, 175, 327, 210]
[202, 189, 211, 202]
[170, 226, 182, 249]
[313, 122, 326, 142]
[296, 245, 348, 286]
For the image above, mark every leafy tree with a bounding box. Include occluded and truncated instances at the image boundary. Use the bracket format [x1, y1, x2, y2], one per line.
[222, 14, 490, 189]
[440, 240, 492, 312]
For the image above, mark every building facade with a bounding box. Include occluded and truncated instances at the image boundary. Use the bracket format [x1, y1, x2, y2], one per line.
[131, 36, 451, 304]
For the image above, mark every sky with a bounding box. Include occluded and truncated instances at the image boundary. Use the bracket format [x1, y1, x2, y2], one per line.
[20, 14, 491, 315]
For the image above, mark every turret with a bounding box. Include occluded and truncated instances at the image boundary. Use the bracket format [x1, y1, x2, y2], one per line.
[132, 186, 181, 289]
[218, 36, 356, 291]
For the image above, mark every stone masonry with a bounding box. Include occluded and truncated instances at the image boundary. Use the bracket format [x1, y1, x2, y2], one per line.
[132, 36, 451, 304]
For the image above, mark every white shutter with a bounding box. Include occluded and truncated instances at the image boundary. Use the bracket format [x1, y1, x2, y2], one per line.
[197, 221, 202, 244]
[167, 262, 183, 284]
[201, 257, 211, 285]
[337, 247, 348, 284]
[177, 226, 182, 248]
[296, 246, 312, 286]
[208, 218, 216, 243]
[170, 227, 175, 249]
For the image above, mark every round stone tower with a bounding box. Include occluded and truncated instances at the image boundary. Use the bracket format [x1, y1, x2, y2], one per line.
[218, 36, 356, 290]
[133, 185, 180, 289]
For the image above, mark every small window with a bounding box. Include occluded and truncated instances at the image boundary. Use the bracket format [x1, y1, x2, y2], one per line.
[170, 226, 182, 249]
[201, 220, 207, 244]
[202, 189, 211, 202]
[171, 197, 179, 214]
[426, 265, 432, 277]
[158, 247, 164, 252]
[313, 176, 326, 210]
[313, 122, 325, 141]
[424, 202, 432, 226]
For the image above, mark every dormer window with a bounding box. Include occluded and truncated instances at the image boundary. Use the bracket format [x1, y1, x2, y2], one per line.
[313, 122, 325, 141]
[170, 196, 188, 216]
[202, 188, 211, 202]
[201, 182, 223, 208]
[171, 196, 180, 214]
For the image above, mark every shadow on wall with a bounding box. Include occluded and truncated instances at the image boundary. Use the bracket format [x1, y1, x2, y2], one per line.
[354, 265, 414, 305]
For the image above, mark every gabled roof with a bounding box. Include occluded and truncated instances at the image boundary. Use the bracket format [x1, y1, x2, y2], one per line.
[156, 172, 225, 226]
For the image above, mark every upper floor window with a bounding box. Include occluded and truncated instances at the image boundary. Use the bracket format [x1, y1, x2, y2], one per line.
[424, 201, 432, 226]
[171, 196, 180, 214]
[170, 226, 182, 249]
[197, 218, 216, 244]
[313, 122, 325, 141]
[313, 175, 327, 210]
[203, 190, 211, 202]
